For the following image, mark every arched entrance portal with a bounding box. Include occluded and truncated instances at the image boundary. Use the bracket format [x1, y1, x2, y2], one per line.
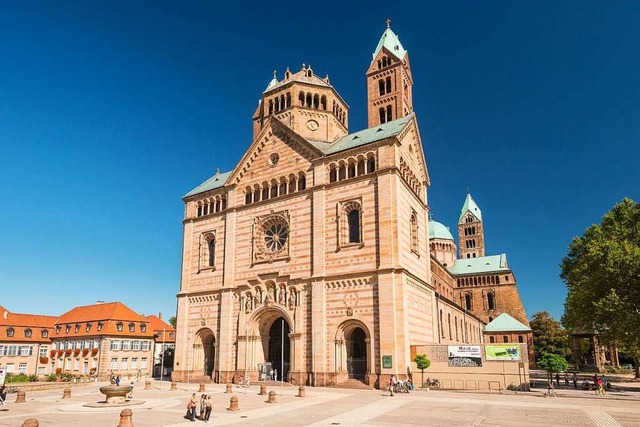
[347, 327, 367, 380]
[194, 329, 215, 379]
[268, 317, 290, 381]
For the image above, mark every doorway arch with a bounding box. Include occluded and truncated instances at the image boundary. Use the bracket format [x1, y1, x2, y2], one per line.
[194, 328, 215, 378]
[267, 317, 291, 381]
[335, 320, 371, 383]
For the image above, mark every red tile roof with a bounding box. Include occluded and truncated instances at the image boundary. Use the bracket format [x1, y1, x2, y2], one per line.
[53, 302, 151, 339]
[0, 307, 57, 343]
[145, 315, 176, 343]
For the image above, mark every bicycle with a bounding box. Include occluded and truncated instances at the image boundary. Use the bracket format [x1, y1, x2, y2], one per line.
[423, 377, 440, 389]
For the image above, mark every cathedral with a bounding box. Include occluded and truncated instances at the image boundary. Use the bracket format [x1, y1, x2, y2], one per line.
[172, 23, 530, 387]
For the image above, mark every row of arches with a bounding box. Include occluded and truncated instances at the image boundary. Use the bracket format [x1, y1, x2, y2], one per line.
[457, 275, 502, 287]
[298, 91, 327, 111]
[328, 154, 377, 183]
[196, 195, 227, 217]
[399, 157, 422, 198]
[244, 172, 307, 205]
[377, 55, 393, 69]
[463, 291, 496, 311]
[464, 216, 475, 224]
[379, 105, 393, 124]
[463, 226, 477, 236]
[332, 100, 346, 125]
[268, 93, 292, 115]
[430, 242, 455, 253]
[439, 309, 483, 343]
[378, 77, 392, 96]
[464, 239, 477, 249]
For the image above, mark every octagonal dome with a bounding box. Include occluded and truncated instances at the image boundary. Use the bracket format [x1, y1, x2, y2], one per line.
[429, 219, 454, 241]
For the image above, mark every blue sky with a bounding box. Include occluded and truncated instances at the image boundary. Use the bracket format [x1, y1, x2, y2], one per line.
[1, 1, 638, 322]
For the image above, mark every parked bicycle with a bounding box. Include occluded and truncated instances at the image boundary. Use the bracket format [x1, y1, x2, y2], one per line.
[423, 377, 440, 388]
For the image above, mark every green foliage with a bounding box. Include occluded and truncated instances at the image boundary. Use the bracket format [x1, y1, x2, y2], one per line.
[5, 373, 37, 383]
[59, 372, 75, 382]
[45, 373, 59, 382]
[169, 316, 177, 329]
[561, 198, 640, 377]
[530, 311, 571, 361]
[537, 353, 569, 378]
[414, 354, 431, 371]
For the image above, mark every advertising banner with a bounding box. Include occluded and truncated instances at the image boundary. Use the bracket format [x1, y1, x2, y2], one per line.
[485, 345, 521, 361]
[448, 345, 482, 367]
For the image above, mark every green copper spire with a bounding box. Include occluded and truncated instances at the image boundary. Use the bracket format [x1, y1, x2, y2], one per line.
[372, 21, 406, 63]
[265, 70, 278, 91]
[458, 193, 483, 223]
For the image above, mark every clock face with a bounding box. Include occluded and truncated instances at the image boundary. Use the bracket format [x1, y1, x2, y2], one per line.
[306, 120, 318, 131]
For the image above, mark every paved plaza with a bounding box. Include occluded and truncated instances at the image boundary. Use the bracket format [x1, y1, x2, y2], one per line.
[1, 380, 640, 426]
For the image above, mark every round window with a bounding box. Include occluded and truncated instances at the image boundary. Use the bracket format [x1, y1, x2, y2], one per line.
[261, 216, 289, 253]
[269, 153, 280, 166]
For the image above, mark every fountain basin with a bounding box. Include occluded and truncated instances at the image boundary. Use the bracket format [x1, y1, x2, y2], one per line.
[99, 385, 133, 405]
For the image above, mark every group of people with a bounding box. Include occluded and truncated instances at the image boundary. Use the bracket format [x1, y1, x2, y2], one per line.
[388, 375, 413, 396]
[187, 393, 213, 423]
[109, 375, 121, 386]
[269, 368, 278, 381]
[546, 372, 611, 397]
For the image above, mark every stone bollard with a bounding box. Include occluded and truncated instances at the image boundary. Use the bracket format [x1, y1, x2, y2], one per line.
[225, 383, 232, 394]
[15, 391, 26, 403]
[198, 383, 205, 392]
[21, 420, 39, 427]
[62, 388, 71, 399]
[259, 384, 267, 395]
[117, 409, 134, 427]
[170, 381, 177, 391]
[145, 381, 151, 390]
[267, 390, 277, 403]
[297, 385, 306, 397]
[227, 396, 239, 411]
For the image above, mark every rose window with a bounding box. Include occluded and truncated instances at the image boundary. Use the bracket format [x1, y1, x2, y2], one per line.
[259, 215, 289, 254]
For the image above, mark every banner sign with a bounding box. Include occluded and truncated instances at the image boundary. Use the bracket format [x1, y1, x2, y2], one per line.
[448, 345, 482, 367]
[0, 367, 5, 386]
[485, 345, 521, 361]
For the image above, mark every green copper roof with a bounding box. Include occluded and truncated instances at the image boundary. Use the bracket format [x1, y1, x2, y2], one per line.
[429, 219, 454, 241]
[183, 170, 231, 198]
[372, 27, 406, 62]
[458, 193, 482, 223]
[447, 254, 509, 276]
[484, 313, 531, 332]
[321, 113, 413, 155]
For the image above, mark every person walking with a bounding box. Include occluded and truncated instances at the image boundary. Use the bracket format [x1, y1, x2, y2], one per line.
[188, 393, 197, 422]
[274, 368, 278, 382]
[269, 368, 274, 381]
[115, 375, 120, 386]
[199, 394, 207, 420]
[389, 376, 394, 397]
[203, 395, 213, 423]
[564, 373, 569, 387]
[555, 372, 560, 387]
[572, 372, 578, 389]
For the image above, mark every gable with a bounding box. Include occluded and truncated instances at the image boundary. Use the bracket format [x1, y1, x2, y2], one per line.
[228, 118, 323, 189]
[397, 115, 430, 186]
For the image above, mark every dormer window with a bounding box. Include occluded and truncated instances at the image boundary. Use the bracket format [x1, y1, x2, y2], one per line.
[86, 323, 92, 332]
[75, 324, 81, 333]
[128, 323, 135, 332]
[65, 325, 71, 333]
[7, 327, 15, 337]
[116, 322, 123, 332]
[25, 328, 32, 338]
[140, 324, 146, 333]
[97, 322, 104, 331]
[55, 326, 61, 334]
[42, 329, 48, 338]
[169, 332, 175, 339]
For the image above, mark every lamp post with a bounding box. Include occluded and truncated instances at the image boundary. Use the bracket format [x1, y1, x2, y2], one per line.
[244, 322, 248, 394]
[160, 328, 166, 383]
[281, 318, 284, 396]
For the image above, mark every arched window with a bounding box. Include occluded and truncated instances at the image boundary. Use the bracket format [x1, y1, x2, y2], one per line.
[320, 95, 327, 110]
[268, 100, 273, 115]
[410, 212, 419, 254]
[313, 94, 319, 109]
[202, 234, 215, 269]
[288, 175, 296, 194]
[379, 107, 386, 124]
[367, 156, 376, 173]
[270, 180, 278, 198]
[245, 187, 252, 205]
[448, 313, 452, 340]
[386, 105, 392, 122]
[487, 292, 496, 310]
[329, 166, 337, 183]
[298, 173, 306, 190]
[348, 210, 360, 243]
[299, 92, 304, 106]
[286, 93, 291, 108]
[306, 93, 312, 108]
[340, 201, 362, 247]
[379, 80, 385, 96]
[489, 336, 495, 343]
[503, 335, 508, 343]
[465, 293, 472, 310]
[386, 77, 391, 93]
[348, 162, 356, 178]
[518, 335, 524, 343]
[455, 317, 459, 341]
[439, 309, 444, 338]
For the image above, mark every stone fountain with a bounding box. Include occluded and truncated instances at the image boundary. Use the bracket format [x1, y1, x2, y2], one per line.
[83, 385, 144, 408]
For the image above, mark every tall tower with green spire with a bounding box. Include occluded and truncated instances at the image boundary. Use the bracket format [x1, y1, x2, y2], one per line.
[365, 20, 414, 128]
[457, 193, 486, 258]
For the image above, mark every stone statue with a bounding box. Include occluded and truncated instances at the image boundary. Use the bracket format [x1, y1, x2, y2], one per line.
[279, 285, 286, 305]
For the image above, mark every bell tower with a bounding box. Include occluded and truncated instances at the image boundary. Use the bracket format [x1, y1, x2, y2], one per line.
[366, 20, 414, 128]
[458, 193, 486, 259]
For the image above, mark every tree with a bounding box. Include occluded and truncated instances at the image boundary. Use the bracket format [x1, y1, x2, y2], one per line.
[561, 198, 640, 378]
[414, 354, 431, 387]
[530, 311, 571, 362]
[537, 353, 569, 382]
[169, 316, 177, 329]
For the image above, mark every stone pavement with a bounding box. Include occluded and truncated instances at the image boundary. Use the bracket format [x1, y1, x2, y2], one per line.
[0, 380, 639, 426]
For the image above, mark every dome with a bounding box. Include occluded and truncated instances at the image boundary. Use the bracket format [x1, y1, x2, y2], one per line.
[429, 219, 454, 241]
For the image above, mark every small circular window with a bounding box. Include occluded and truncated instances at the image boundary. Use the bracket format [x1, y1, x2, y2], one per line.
[261, 216, 289, 253]
[269, 153, 279, 167]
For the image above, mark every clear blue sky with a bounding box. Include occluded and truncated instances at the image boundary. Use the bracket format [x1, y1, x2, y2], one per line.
[1, 1, 638, 322]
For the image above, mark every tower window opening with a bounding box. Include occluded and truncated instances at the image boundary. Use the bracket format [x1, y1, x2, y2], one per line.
[306, 93, 312, 108]
[299, 92, 305, 106]
[487, 292, 496, 310]
[286, 93, 291, 108]
[386, 77, 392, 93]
[386, 105, 392, 122]
[379, 80, 385, 96]
[313, 94, 319, 109]
[379, 108, 386, 124]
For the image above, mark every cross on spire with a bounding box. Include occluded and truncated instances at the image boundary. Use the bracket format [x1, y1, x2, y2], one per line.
[273, 70, 277, 78]
[385, 18, 391, 28]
